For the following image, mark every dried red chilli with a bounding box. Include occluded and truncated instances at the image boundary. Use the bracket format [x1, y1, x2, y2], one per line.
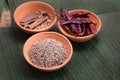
[61, 18, 93, 25]
[58, 7, 97, 36]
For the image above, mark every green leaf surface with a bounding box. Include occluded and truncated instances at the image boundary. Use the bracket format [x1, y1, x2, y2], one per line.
[0, 11, 120, 80]
[4, 0, 120, 14]
[0, 0, 3, 18]
[4, 0, 120, 26]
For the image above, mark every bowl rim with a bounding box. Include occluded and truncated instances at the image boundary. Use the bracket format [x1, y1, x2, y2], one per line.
[23, 31, 73, 71]
[14, 1, 57, 33]
[58, 9, 101, 39]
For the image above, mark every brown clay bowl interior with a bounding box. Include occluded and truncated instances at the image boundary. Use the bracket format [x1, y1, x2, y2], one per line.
[14, 1, 57, 34]
[58, 9, 101, 42]
[23, 32, 73, 72]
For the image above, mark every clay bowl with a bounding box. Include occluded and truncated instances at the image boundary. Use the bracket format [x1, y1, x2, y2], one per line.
[14, 1, 57, 34]
[58, 9, 101, 42]
[23, 32, 73, 72]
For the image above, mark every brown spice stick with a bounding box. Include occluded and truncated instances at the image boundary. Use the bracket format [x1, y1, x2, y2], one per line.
[20, 12, 37, 23]
[29, 16, 49, 29]
[20, 18, 36, 26]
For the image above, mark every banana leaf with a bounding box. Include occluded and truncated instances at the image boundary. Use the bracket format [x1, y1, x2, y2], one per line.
[3, 0, 120, 26]
[4, 0, 120, 14]
[0, 11, 120, 80]
[0, 0, 120, 80]
[0, 0, 3, 19]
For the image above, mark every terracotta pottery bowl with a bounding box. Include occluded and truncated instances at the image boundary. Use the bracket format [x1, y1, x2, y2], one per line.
[14, 1, 57, 34]
[58, 9, 101, 42]
[23, 32, 73, 72]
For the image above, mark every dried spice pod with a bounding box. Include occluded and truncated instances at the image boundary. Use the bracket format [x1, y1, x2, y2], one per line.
[89, 23, 97, 35]
[58, 9, 101, 42]
[72, 11, 90, 18]
[84, 24, 91, 36]
[79, 24, 86, 36]
[58, 9, 97, 37]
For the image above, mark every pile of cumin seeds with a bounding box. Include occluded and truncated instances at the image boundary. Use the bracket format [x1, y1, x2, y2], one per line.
[28, 38, 67, 68]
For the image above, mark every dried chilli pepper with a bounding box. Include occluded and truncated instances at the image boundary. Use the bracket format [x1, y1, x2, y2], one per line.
[58, 6, 97, 37]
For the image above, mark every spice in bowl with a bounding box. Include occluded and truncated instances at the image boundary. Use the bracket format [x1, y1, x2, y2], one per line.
[20, 11, 52, 30]
[28, 38, 67, 68]
[58, 8, 97, 37]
